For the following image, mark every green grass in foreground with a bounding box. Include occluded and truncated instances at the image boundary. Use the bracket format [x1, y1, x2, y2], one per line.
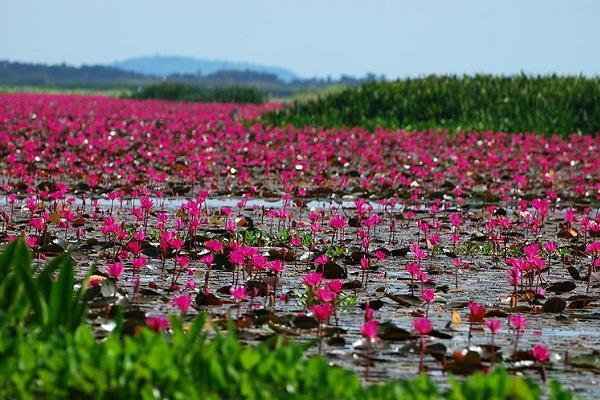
[261, 74, 600, 136]
[0, 238, 579, 399]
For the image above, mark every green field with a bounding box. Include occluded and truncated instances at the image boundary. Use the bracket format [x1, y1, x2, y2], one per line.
[261, 75, 600, 136]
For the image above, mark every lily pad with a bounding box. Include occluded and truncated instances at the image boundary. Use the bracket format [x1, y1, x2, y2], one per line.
[195, 291, 223, 306]
[567, 266, 584, 281]
[567, 295, 593, 309]
[390, 247, 409, 257]
[567, 351, 600, 372]
[360, 299, 385, 310]
[485, 309, 508, 318]
[426, 342, 447, 361]
[377, 321, 413, 341]
[315, 260, 347, 279]
[547, 281, 576, 294]
[342, 280, 362, 290]
[445, 351, 485, 375]
[267, 320, 300, 336]
[293, 315, 319, 329]
[385, 293, 422, 307]
[543, 297, 567, 313]
[327, 336, 346, 346]
[429, 329, 453, 339]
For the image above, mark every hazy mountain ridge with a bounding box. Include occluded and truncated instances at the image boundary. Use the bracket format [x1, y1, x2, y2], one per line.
[0, 59, 371, 97]
[112, 55, 299, 82]
[0, 60, 149, 86]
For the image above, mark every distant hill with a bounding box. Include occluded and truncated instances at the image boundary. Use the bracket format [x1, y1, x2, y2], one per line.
[0, 59, 367, 97]
[112, 55, 299, 82]
[0, 60, 149, 88]
[0, 60, 290, 91]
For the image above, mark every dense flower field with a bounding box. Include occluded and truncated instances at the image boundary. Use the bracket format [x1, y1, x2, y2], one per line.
[0, 93, 599, 397]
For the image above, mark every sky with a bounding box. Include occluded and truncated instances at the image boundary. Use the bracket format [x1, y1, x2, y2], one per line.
[2, 0, 599, 79]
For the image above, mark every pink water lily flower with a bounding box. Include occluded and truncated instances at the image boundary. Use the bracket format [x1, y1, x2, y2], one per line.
[145, 316, 170, 332]
[310, 303, 333, 322]
[412, 317, 433, 335]
[532, 343, 550, 362]
[106, 262, 124, 279]
[329, 215, 346, 230]
[303, 272, 323, 287]
[172, 294, 192, 314]
[485, 318, 502, 334]
[360, 319, 379, 341]
[315, 287, 336, 303]
[204, 239, 224, 253]
[230, 285, 248, 301]
[509, 314, 527, 330]
[421, 288, 435, 303]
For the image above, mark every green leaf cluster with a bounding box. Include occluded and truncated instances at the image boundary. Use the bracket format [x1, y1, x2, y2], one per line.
[0, 238, 87, 333]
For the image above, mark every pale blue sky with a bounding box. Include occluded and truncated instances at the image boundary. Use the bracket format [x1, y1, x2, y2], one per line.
[2, 0, 599, 78]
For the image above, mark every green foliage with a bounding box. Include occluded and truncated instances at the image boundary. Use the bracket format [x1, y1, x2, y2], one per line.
[325, 245, 347, 258]
[238, 228, 265, 247]
[336, 292, 359, 309]
[0, 238, 88, 333]
[556, 247, 573, 257]
[301, 232, 313, 247]
[448, 369, 539, 400]
[277, 228, 290, 243]
[0, 237, 579, 400]
[0, 314, 576, 400]
[128, 82, 267, 104]
[261, 74, 600, 135]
